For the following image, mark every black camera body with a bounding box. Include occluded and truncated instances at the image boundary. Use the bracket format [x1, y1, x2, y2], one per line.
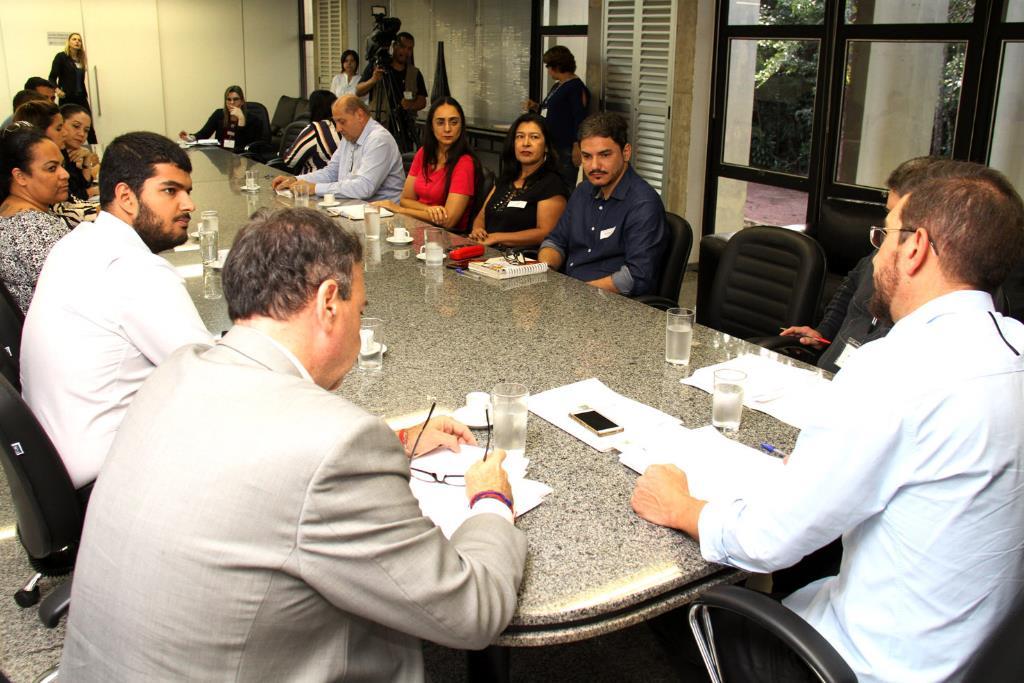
[365, 10, 402, 67]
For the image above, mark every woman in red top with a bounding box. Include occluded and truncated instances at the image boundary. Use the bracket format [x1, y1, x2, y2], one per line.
[374, 96, 478, 233]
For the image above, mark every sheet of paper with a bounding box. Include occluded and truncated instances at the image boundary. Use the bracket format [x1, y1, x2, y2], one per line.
[408, 445, 552, 538]
[327, 204, 395, 220]
[681, 353, 830, 429]
[528, 378, 681, 453]
[618, 425, 784, 504]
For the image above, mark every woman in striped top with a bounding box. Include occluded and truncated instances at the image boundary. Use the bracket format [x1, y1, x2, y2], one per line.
[281, 90, 341, 175]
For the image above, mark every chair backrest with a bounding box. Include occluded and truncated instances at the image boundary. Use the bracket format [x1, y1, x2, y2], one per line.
[654, 212, 694, 303]
[472, 164, 496, 229]
[244, 101, 273, 144]
[0, 375, 83, 562]
[962, 588, 1024, 681]
[269, 95, 306, 133]
[0, 280, 24, 371]
[704, 226, 826, 339]
[401, 151, 416, 174]
[811, 197, 886, 276]
[277, 119, 311, 160]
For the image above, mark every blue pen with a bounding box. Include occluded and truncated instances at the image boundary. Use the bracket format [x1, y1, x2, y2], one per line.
[453, 267, 481, 281]
[759, 442, 789, 459]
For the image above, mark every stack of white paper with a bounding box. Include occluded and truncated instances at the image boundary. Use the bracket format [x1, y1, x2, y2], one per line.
[618, 425, 784, 504]
[408, 445, 553, 538]
[528, 378, 682, 453]
[682, 353, 830, 429]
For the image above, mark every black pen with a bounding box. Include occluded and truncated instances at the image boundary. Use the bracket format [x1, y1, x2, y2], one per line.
[409, 401, 436, 458]
[483, 408, 492, 462]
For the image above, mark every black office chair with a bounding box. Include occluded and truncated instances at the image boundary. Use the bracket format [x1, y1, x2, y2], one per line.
[265, 119, 313, 172]
[0, 281, 24, 391]
[701, 226, 826, 342]
[689, 584, 857, 683]
[473, 165, 496, 223]
[0, 375, 84, 607]
[633, 212, 694, 310]
[401, 151, 416, 175]
[239, 101, 274, 161]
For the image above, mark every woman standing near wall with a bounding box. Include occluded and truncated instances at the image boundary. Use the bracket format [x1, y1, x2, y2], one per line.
[49, 33, 96, 144]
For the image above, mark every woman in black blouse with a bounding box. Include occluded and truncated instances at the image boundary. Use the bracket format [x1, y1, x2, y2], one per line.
[469, 112, 568, 248]
[49, 33, 96, 144]
[178, 86, 267, 154]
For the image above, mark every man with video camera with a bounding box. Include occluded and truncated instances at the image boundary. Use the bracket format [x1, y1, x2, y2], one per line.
[356, 29, 427, 153]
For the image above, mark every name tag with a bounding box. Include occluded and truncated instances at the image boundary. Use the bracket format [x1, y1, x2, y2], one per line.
[539, 107, 548, 117]
[599, 226, 616, 240]
[507, 200, 527, 209]
[222, 139, 235, 149]
[833, 337, 861, 369]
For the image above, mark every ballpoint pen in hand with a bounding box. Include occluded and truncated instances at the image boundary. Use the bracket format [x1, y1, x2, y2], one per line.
[759, 442, 789, 459]
[409, 401, 436, 459]
[483, 408, 491, 462]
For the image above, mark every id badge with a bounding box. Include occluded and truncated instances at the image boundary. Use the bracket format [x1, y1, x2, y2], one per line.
[833, 337, 861, 369]
[222, 138, 235, 149]
[507, 200, 527, 209]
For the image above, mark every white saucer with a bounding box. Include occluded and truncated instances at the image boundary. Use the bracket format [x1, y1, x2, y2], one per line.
[386, 235, 414, 244]
[242, 185, 261, 192]
[359, 342, 388, 355]
[452, 405, 489, 429]
[317, 200, 340, 208]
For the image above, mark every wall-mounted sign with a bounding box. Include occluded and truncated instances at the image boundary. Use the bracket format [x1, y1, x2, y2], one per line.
[48, 32, 71, 47]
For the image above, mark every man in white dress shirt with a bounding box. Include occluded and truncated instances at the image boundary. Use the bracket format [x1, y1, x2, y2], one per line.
[271, 95, 404, 202]
[21, 132, 213, 493]
[632, 162, 1024, 682]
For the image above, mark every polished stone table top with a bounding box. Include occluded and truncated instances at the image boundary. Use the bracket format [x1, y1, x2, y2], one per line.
[167, 148, 808, 646]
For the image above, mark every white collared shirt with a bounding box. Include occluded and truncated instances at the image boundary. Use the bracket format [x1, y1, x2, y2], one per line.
[21, 211, 214, 488]
[699, 290, 1024, 683]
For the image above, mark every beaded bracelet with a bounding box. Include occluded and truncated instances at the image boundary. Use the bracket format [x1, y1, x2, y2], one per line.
[470, 490, 514, 512]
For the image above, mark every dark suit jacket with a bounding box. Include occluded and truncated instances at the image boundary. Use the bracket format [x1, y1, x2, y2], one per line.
[49, 51, 87, 100]
[60, 325, 526, 681]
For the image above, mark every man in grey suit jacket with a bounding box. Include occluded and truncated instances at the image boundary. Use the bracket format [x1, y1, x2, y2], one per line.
[60, 208, 527, 681]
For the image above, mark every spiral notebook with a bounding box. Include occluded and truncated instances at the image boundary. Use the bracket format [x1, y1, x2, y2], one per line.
[467, 257, 548, 280]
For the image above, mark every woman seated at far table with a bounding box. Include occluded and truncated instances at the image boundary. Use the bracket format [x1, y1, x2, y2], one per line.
[373, 96, 478, 233]
[178, 85, 266, 153]
[281, 89, 340, 174]
[470, 112, 568, 249]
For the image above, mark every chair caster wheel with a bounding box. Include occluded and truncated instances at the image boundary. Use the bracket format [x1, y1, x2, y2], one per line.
[15, 586, 40, 607]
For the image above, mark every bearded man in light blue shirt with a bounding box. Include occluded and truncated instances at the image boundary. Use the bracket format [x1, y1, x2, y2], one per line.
[271, 95, 404, 202]
[632, 161, 1024, 683]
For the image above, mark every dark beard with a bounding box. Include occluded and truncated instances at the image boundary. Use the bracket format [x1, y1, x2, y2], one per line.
[134, 200, 188, 254]
[867, 254, 899, 321]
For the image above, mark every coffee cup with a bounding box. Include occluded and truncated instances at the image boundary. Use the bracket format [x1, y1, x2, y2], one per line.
[323, 193, 336, 205]
[393, 227, 410, 240]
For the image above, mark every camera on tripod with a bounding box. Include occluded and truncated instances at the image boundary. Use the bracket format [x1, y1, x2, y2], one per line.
[365, 6, 401, 68]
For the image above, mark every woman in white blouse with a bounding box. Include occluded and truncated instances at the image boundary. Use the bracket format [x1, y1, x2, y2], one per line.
[330, 50, 362, 98]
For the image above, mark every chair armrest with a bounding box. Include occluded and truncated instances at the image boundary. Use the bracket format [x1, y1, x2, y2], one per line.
[694, 585, 856, 683]
[746, 334, 824, 365]
[632, 295, 680, 311]
[39, 579, 72, 628]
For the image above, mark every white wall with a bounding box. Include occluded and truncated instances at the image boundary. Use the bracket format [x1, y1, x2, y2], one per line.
[0, 0, 299, 141]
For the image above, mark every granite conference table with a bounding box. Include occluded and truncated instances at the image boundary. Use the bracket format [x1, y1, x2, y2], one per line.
[165, 147, 802, 647]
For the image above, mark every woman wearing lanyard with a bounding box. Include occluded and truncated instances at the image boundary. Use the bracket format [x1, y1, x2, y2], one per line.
[469, 112, 568, 249]
[178, 86, 266, 154]
[527, 45, 590, 189]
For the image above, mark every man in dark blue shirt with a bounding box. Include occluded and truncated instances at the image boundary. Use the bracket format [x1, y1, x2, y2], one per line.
[538, 112, 666, 296]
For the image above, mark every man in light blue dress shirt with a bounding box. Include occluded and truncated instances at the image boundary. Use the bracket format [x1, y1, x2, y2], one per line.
[632, 162, 1024, 682]
[271, 95, 404, 202]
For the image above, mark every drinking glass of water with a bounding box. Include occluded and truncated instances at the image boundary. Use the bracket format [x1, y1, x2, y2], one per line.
[491, 382, 529, 457]
[665, 307, 695, 365]
[358, 318, 384, 371]
[712, 369, 746, 433]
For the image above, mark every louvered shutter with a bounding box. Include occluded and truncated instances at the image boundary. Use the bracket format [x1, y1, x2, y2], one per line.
[315, 0, 345, 91]
[602, 0, 676, 194]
